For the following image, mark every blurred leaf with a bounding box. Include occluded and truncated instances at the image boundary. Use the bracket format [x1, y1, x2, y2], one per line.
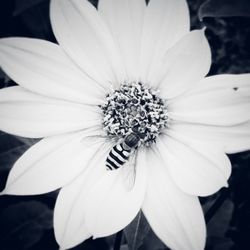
[124, 211, 150, 250]
[0, 144, 29, 171]
[0, 133, 29, 172]
[14, 136, 39, 147]
[138, 229, 166, 250]
[120, 245, 129, 250]
[199, 0, 250, 20]
[206, 199, 234, 250]
[0, 133, 38, 173]
[14, 0, 45, 16]
[20, 0, 51, 40]
[0, 201, 53, 249]
[208, 199, 234, 235]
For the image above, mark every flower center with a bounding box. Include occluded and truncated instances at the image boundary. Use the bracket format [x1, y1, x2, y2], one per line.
[101, 82, 168, 146]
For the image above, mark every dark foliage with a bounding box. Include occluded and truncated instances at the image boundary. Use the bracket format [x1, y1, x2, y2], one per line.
[199, 0, 250, 19]
[0, 0, 250, 249]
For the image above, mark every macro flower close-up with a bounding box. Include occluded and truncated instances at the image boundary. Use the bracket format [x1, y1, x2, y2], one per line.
[0, 0, 249, 249]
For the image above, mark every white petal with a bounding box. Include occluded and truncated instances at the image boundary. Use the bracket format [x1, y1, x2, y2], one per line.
[169, 74, 250, 126]
[152, 30, 211, 98]
[84, 148, 147, 237]
[142, 148, 206, 250]
[140, 0, 190, 83]
[54, 143, 147, 249]
[54, 142, 110, 249]
[0, 37, 104, 105]
[191, 74, 250, 96]
[157, 134, 231, 196]
[50, 0, 125, 87]
[0, 87, 101, 138]
[3, 131, 105, 195]
[98, 0, 146, 81]
[170, 121, 250, 154]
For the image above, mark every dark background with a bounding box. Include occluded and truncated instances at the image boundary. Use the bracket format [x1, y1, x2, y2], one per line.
[0, 0, 250, 249]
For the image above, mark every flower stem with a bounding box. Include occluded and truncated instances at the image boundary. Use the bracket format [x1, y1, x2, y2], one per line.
[113, 230, 123, 250]
[205, 188, 229, 224]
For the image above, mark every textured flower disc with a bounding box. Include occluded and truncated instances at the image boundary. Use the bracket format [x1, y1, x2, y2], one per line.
[101, 82, 168, 146]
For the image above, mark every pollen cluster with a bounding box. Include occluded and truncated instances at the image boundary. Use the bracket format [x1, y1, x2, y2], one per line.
[101, 82, 168, 146]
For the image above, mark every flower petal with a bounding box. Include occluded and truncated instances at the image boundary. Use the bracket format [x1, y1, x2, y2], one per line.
[0, 86, 101, 138]
[152, 29, 211, 98]
[0, 37, 104, 105]
[191, 74, 250, 96]
[157, 134, 231, 196]
[169, 74, 250, 126]
[50, 0, 125, 87]
[84, 149, 147, 238]
[140, 0, 190, 83]
[54, 143, 147, 249]
[98, 0, 146, 81]
[170, 121, 250, 154]
[2, 131, 105, 195]
[142, 148, 206, 250]
[54, 142, 110, 249]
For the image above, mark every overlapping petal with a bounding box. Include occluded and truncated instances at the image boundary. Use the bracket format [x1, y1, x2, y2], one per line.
[2, 131, 105, 195]
[54, 141, 110, 249]
[151, 29, 211, 98]
[140, 0, 190, 83]
[191, 74, 250, 97]
[54, 146, 147, 249]
[0, 37, 104, 105]
[169, 74, 250, 126]
[142, 148, 206, 250]
[84, 149, 147, 238]
[156, 134, 231, 196]
[0, 87, 101, 138]
[170, 121, 250, 154]
[98, 0, 146, 82]
[50, 0, 125, 87]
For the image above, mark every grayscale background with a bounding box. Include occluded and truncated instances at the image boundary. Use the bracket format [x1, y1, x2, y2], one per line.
[0, 0, 250, 249]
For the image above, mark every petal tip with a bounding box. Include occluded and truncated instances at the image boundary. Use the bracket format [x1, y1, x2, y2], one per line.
[59, 247, 67, 250]
[197, 27, 207, 39]
[201, 26, 207, 33]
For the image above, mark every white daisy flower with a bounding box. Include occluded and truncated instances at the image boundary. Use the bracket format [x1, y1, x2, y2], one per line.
[0, 0, 249, 249]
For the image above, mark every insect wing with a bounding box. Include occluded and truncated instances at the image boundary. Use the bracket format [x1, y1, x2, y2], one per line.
[120, 151, 137, 191]
[80, 133, 112, 147]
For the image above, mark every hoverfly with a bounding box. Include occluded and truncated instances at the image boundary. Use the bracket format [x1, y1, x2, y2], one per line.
[105, 132, 144, 191]
[105, 132, 140, 171]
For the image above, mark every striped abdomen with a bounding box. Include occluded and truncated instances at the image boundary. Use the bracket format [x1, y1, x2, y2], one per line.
[106, 144, 131, 170]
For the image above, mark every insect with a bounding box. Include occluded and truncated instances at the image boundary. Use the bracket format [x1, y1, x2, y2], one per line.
[106, 132, 140, 171]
